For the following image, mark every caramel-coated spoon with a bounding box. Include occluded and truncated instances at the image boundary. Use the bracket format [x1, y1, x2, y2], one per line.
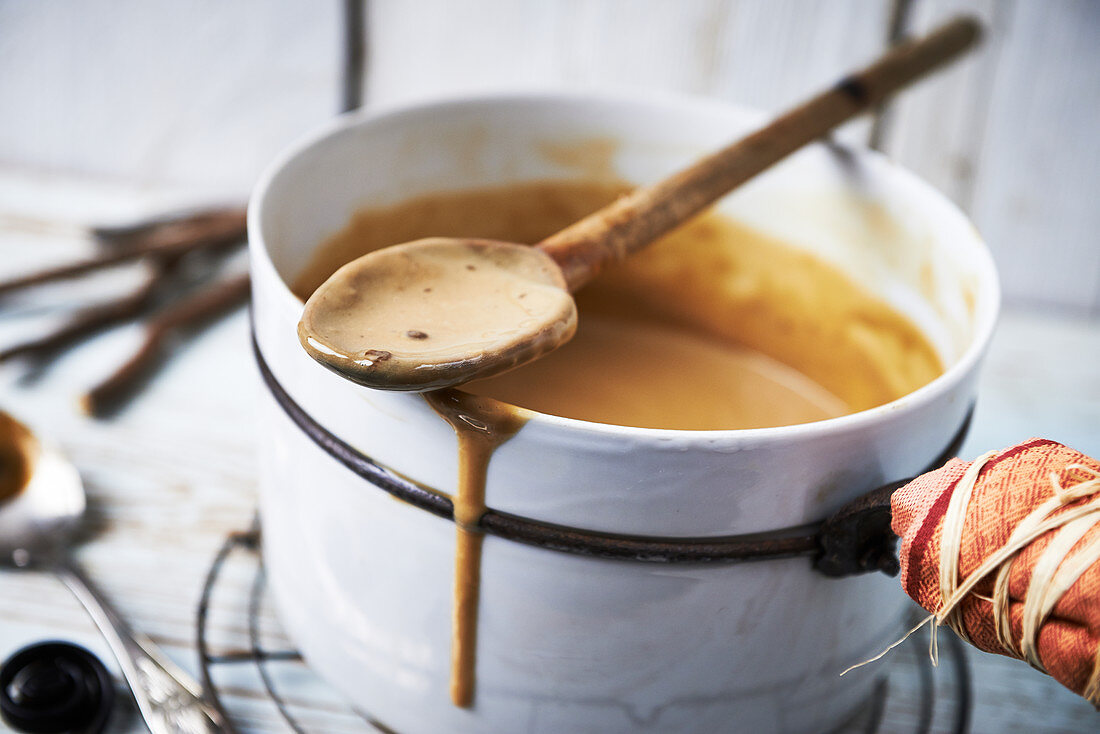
[299, 16, 980, 392]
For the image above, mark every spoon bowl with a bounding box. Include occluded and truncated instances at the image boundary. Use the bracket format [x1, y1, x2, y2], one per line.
[0, 412, 83, 567]
[299, 237, 576, 390]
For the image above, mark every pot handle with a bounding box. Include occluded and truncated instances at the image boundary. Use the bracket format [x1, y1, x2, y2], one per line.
[812, 407, 975, 578]
[813, 478, 909, 578]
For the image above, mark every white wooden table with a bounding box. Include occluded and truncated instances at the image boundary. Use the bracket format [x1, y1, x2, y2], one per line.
[1, 177, 1098, 733]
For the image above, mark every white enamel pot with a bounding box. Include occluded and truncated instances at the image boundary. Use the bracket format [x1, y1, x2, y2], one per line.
[248, 92, 998, 733]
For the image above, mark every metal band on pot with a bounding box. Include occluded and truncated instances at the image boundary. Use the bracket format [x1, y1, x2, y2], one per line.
[253, 333, 972, 567]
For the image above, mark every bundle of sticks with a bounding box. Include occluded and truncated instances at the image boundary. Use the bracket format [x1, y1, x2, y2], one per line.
[0, 208, 250, 417]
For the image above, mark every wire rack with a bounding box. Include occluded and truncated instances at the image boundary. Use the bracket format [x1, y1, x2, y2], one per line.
[194, 520, 972, 734]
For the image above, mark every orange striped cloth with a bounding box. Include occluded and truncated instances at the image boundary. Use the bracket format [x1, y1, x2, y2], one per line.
[892, 438, 1100, 705]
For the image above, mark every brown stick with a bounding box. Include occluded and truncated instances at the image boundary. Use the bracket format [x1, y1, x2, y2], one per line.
[0, 208, 246, 297]
[0, 262, 175, 364]
[90, 207, 246, 248]
[537, 15, 982, 290]
[80, 273, 251, 417]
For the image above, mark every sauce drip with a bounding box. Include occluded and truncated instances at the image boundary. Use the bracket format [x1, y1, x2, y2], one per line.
[423, 390, 527, 707]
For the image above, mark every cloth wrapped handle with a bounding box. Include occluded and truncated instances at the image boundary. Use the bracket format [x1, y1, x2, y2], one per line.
[832, 438, 1100, 706]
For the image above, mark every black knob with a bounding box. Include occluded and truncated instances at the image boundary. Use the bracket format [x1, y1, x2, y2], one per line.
[0, 642, 114, 734]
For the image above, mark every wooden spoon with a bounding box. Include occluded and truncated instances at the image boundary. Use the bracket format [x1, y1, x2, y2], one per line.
[299, 16, 981, 392]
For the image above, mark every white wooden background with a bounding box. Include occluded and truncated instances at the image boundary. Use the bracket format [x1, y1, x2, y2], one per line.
[1, 2, 1100, 733]
[1, 0, 1098, 312]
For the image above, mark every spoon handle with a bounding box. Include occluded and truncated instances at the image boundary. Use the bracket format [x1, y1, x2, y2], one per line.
[537, 15, 981, 291]
[54, 558, 230, 734]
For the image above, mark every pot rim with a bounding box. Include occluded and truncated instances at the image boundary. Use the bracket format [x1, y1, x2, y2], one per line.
[249, 89, 1000, 446]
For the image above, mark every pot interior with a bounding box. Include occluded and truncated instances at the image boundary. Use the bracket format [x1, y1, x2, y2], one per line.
[255, 95, 997, 429]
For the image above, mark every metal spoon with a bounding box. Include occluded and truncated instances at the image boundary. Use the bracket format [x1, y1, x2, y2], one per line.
[299, 16, 980, 392]
[0, 411, 228, 733]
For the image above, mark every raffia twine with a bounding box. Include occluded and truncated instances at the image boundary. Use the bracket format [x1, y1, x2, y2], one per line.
[843, 443, 1100, 707]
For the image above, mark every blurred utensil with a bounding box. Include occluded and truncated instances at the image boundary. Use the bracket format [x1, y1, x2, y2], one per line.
[0, 640, 116, 734]
[0, 412, 229, 733]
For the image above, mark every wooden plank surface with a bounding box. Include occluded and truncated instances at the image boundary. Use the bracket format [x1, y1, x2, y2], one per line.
[882, 0, 1010, 209]
[1, 175, 1098, 732]
[0, 0, 342, 194]
[885, 0, 1100, 314]
[365, 0, 890, 144]
[2, 1, 1097, 311]
[1, 2, 1098, 730]
[965, 0, 1100, 314]
[362, 0, 1100, 312]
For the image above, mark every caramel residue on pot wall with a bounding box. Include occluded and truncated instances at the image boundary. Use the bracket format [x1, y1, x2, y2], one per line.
[583, 212, 943, 413]
[293, 182, 630, 298]
[536, 138, 619, 181]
